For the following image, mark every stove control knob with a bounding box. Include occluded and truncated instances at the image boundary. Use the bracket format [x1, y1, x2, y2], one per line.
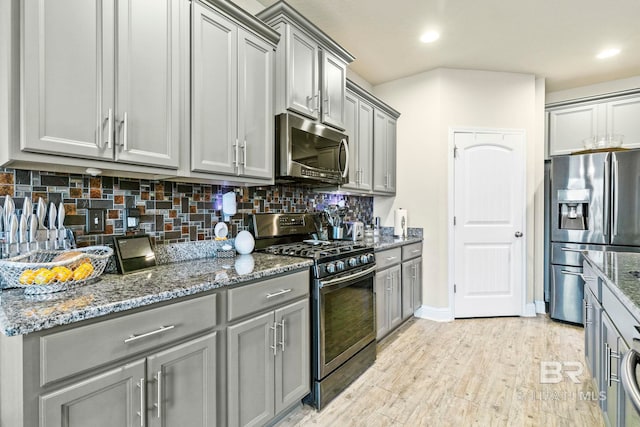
[325, 263, 336, 274]
[336, 261, 346, 271]
[348, 257, 358, 267]
[360, 255, 370, 264]
[367, 254, 375, 263]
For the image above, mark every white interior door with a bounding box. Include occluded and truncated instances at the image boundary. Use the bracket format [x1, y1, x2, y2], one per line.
[453, 130, 525, 317]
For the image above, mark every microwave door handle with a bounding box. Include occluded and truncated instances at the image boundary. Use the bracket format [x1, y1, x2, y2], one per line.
[340, 138, 350, 179]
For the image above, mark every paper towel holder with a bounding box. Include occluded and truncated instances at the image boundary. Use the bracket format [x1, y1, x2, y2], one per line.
[222, 191, 237, 222]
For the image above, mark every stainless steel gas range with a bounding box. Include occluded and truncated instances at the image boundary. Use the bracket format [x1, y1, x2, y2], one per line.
[251, 213, 376, 410]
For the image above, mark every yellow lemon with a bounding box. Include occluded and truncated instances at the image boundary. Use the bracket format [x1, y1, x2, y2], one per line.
[51, 266, 73, 282]
[72, 262, 94, 281]
[34, 269, 56, 285]
[19, 269, 36, 285]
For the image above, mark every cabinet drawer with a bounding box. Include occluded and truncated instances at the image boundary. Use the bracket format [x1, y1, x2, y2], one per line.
[402, 242, 422, 260]
[376, 248, 401, 270]
[227, 270, 309, 322]
[602, 283, 640, 346]
[40, 294, 217, 386]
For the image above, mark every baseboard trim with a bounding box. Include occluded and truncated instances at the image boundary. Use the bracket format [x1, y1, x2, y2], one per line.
[522, 303, 537, 317]
[415, 305, 454, 322]
[534, 300, 546, 314]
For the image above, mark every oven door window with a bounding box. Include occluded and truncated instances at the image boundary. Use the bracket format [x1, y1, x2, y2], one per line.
[291, 128, 347, 172]
[321, 275, 375, 366]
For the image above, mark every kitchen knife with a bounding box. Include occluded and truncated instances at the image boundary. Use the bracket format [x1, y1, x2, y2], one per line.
[29, 214, 38, 251]
[48, 203, 57, 249]
[4, 195, 14, 230]
[8, 213, 18, 257]
[18, 213, 28, 254]
[36, 198, 48, 245]
[57, 202, 66, 248]
[23, 197, 32, 222]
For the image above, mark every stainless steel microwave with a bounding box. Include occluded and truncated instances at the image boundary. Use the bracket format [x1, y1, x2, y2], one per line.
[275, 113, 349, 185]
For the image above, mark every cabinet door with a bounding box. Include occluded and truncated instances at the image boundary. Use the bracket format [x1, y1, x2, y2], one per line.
[40, 359, 145, 427]
[373, 110, 389, 193]
[357, 100, 374, 192]
[412, 258, 423, 312]
[115, 0, 181, 168]
[147, 332, 217, 427]
[22, 0, 114, 160]
[321, 50, 346, 130]
[286, 26, 319, 119]
[606, 96, 640, 149]
[548, 104, 599, 156]
[274, 299, 310, 414]
[375, 268, 390, 340]
[191, 2, 237, 175]
[341, 91, 359, 189]
[401, 261, 414, 320]
[385, 117, 397, 193]
[227, 311, 275, 427]
[602, 312, 621, 427]
[238, 29, 274, 179]
[388, 266, 403, 330]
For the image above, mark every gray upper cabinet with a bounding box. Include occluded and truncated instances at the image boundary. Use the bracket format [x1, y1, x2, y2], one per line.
[342, 89, 374, 192]
[321, 50, 347, 129]
[547, 94, 640, 156]
[40, 359, 146, 427]
[22, 0, 183, 169]
[373, 109, 397, 194]
[257, 1, 354, 131]
[191, 0, 276, 181]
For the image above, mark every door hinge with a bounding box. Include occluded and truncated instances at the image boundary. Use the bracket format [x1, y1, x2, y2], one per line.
[454, 284, 457, 293]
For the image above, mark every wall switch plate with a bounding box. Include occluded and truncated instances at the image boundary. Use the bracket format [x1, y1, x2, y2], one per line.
[87, 208, 106, 233]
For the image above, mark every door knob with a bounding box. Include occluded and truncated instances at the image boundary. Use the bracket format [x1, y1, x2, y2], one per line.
[515, 231, 523, 238]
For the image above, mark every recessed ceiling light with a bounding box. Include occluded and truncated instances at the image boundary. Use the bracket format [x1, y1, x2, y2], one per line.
[420, 31, 440, 44]
[596, 48, 621, 59]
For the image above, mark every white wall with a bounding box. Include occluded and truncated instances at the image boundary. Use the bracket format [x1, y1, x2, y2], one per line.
[373, 68, 544, 315]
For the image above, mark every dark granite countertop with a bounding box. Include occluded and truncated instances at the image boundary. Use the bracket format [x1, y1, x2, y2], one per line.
[0, 253, 313, 337]
[372, 236, 422, 251]
[583, 250, 640, 321]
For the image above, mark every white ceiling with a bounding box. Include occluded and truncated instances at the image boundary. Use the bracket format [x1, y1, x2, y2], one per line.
[255, 0, 640, 92]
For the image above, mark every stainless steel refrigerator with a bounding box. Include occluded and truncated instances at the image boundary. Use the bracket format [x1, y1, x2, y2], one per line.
[550, 150, 640, 324]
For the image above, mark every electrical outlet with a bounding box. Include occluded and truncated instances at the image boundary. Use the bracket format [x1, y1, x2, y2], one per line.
[87, 209, 105, 233]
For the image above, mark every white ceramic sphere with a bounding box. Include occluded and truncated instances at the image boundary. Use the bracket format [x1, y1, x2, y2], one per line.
[234, 230, 255, 255]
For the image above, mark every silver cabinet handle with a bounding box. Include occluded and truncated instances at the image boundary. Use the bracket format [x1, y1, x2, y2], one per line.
[155, 371, 162, 419]
[233, 139, 239, 171]
[606, 343, 621, 387]
[137, 378, 145, 427]
[279, 318, 286, 352]
[102, 108, 113, 149]
[270, 321, 277, 356]
[412, 249, 421, 254]
[622, 349, 640, 413]
[242, 140, 247, 168]
[386, 256, 397, 261]
[324, 90, 331, 117]
[266, 288, 292, 299]
[121, 112, 129, 150]
[124, 325, 175, 343]
[583, 300, 592, 325]
[560, 270, 583, 278]
[560, 247, 584, 253]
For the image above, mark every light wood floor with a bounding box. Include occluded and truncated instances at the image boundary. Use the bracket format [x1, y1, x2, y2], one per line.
[276, 315, 605, 427]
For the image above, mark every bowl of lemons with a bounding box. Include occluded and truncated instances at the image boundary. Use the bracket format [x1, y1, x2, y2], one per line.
[0, 246, 113, 294]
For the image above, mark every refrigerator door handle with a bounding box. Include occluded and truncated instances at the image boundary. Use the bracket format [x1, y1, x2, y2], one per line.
[603, 153, 610, 238]
[612, 156, 619, 237]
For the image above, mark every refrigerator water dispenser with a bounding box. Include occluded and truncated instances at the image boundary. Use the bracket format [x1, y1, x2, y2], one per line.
[558, 189, 590, 230]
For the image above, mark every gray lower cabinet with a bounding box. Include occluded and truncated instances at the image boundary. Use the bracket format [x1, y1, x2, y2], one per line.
[22, 0, 184, 168]
[584, 286, 602, 389]
[602, 312, 622, 427]
[40, 332, 217, 427]
[376, 264, 402, 341]
[191, 0, 275, 181]
[227, 298, 309, 427]
[401, 257, 422, 319]
[40, 359, 146, 427]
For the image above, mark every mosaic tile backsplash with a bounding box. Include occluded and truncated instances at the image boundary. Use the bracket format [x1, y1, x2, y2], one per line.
[0, 169, 374, 247]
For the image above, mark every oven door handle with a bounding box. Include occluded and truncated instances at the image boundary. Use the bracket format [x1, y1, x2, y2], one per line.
[622, 349, 640, 413]
[319, 265, 377, 288]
